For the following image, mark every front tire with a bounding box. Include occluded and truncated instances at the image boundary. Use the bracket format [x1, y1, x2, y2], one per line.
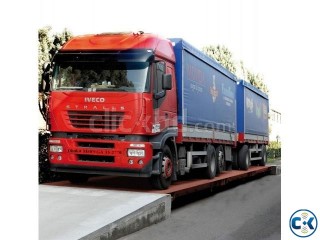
[150, 145, 174, 190]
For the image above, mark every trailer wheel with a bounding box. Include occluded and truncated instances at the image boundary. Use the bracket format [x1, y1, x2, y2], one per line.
[238, 145, 250, 170]
[259, 145, 267, 166]
[205, 145, 217, 179]
[216, 145, 225, 174]
[67, 173, 89, 184]
[150, 145, 173, 190]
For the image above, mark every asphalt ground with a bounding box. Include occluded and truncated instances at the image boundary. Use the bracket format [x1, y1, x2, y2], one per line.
[119, 174, 281, 240]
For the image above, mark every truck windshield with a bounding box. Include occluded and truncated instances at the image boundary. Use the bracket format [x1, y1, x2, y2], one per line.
[52, 61, 150, 92]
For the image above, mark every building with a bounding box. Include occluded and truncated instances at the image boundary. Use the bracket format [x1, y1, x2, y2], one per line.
[269, 108, 281, 142]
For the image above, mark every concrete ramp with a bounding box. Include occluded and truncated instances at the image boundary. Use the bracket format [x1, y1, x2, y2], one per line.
[39, 185, 171, 240]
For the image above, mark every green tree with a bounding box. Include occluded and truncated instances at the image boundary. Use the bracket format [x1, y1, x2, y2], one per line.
[50, 28, 73, 59]
[239, 60, 268, 93]
[202, 45, 268, 94]
[38, 26, 52, 83]
[246, 70, 268, 93]
[38, 27, 73, 120]
[202, 45, 237, 75]
[38, 27, 73, 83]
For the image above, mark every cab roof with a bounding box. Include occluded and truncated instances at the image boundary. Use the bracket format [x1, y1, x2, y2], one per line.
[61, 32, 175, 63]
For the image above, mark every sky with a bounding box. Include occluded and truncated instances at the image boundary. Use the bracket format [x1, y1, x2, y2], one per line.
[1, 0, 320, 239]
[39, 0, 285, 111]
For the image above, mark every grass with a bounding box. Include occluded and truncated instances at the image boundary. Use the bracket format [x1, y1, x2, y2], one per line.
[267, 157, 281, 164]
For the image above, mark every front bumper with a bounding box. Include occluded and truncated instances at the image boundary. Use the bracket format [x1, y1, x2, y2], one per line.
[48, 137, 155, 177]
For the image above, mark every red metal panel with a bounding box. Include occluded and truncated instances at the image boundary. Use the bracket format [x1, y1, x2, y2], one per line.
[155, 166, 271, 198]
[46, 166, 272, 199]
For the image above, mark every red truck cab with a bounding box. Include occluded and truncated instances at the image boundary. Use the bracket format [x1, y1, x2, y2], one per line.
[47, 32, 178, 189]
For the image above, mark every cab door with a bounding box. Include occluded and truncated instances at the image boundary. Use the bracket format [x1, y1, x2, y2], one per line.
[153, 61, 177, 133]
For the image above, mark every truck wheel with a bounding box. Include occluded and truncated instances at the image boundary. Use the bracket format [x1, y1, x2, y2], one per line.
[216, 145, 225, 174]
[259, 145, 267, 166]
[238, 145, 250, 170]
[205, 145, 217, 179]
[67, 173, 89, 184]
[150, 145, 173, 190]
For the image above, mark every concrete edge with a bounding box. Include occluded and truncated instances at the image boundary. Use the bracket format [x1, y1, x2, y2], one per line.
[81, 194, 171, 240]
[269, 165, 281, 175]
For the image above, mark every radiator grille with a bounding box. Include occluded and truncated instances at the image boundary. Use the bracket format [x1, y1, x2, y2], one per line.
[68, 111, 124, 129]
[77, 154, 114, 163]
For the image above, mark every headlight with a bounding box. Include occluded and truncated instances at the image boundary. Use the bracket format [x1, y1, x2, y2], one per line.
[49, 145, 63, 153]
[127, 149, 145, 157]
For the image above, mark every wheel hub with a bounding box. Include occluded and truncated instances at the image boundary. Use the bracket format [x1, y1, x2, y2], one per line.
[162, 156, 173, 178]
[218, 150, 225, 171]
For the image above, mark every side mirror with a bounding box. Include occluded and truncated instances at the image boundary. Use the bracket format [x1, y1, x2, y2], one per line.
[42, 62, 51, 72]
[42, 62, 52, 92]
[162, 74, 172, 90]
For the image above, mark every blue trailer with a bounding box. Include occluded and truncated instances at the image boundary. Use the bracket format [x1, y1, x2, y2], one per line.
[237, 80, 269, 140]
[169, 39, 235, 176]
[170, 38, 237, 141]
[170, 38, 268, 175]
[234, 80, 269, 169]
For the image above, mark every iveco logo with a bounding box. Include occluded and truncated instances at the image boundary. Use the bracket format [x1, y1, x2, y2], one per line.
[84, 97, 105, 103]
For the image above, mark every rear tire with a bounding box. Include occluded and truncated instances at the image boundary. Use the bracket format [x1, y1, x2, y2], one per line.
[216, 145, 225, 174]
[238, 145, 250, 170]
[205, 145, 217, 179]
[259, 145, 267, 166]
[150, 145, 174, 190]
